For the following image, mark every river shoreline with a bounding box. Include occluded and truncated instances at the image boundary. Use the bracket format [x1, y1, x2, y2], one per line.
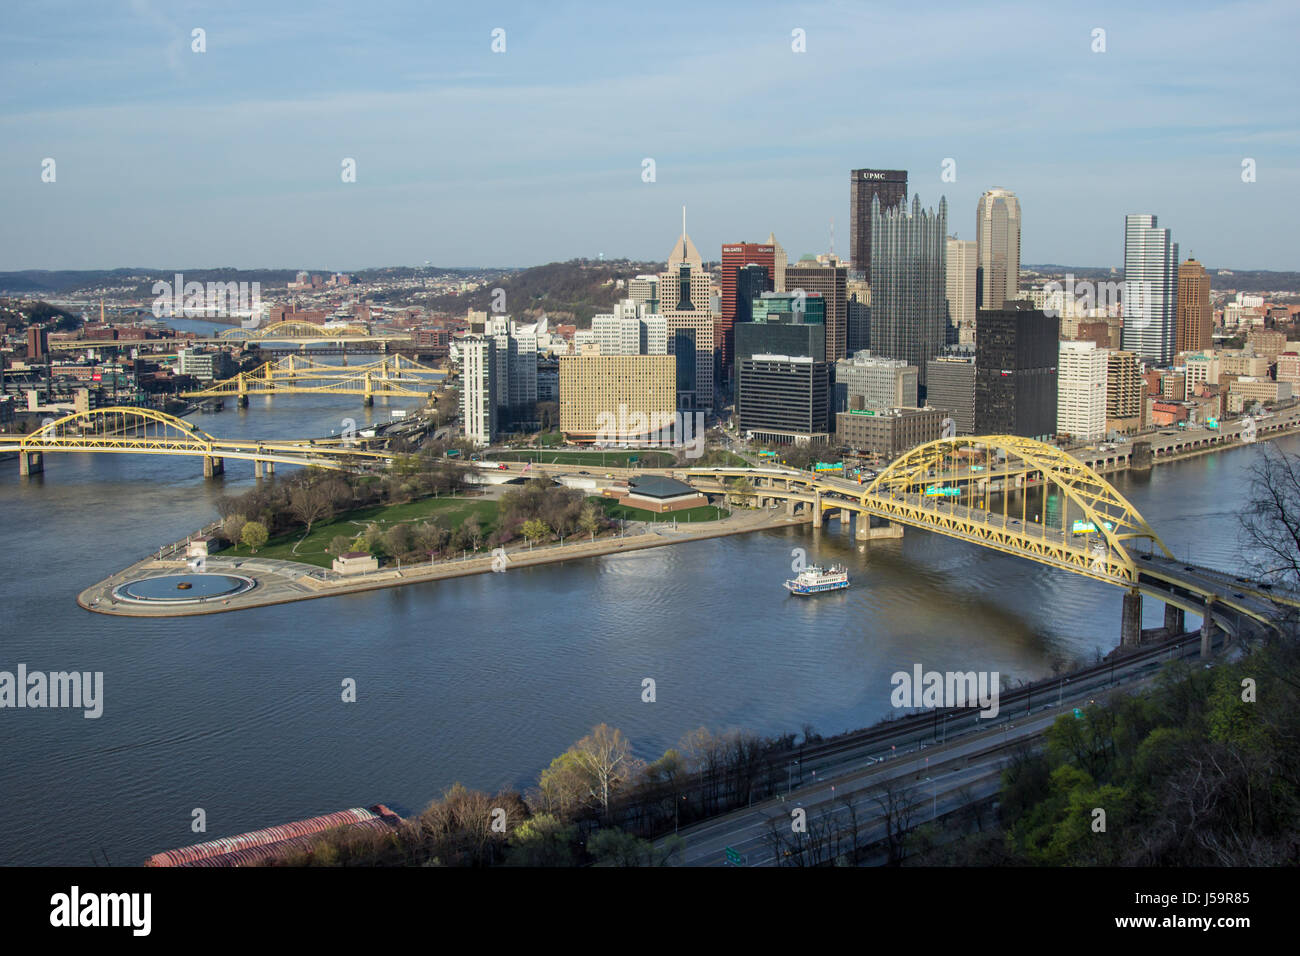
[76, 507, 806, 617]
[75, 420, 1300, 618]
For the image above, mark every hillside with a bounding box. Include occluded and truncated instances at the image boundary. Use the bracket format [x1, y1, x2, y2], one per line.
[425, 258, 665, 325]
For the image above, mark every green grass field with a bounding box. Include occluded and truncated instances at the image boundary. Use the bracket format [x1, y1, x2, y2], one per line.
[223, 496, 499, 568]
[488, 449, 680, 468]
[588, 496, 728, 524]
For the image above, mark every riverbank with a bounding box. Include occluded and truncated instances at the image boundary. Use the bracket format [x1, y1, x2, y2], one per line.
[77, 506, 806, 617]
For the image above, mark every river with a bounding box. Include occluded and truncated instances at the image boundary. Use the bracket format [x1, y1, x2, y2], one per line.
[0, 380, 1284, 865]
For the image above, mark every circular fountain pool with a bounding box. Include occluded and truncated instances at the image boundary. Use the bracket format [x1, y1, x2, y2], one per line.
[112, 573, 256, 605]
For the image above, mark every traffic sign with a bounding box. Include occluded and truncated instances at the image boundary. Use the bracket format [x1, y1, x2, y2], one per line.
[1072, 708, 1084, 720]
[724, 846, 743, 866]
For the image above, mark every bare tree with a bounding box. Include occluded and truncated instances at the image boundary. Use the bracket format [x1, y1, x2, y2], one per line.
[873, 778, 922, 866]
[1240, 443, 1300, 586]
[570, 724, 642, 818]
[289, 480, 338, 535]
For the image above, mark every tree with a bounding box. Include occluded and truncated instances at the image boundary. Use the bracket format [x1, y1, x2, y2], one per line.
[588, 828, 682, 866]
[240, 520, 268, 553]
[536, 750, 590, 819]
[504, 814, 577, 867]
[222, 513, 247, 547]
[569, 723, 641, 818]
[1240, 443, 1300, 587]
[461, 513, 484, 551]
[521, 518, 551, 548]
[384, 522, 413, 559]
[327, 535, 354, 556]
[579, 502, 601, 541]
[289, 480, 337, 535]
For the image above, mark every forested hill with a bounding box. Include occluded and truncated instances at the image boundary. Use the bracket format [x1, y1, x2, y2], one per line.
[425, 258, 666, 325]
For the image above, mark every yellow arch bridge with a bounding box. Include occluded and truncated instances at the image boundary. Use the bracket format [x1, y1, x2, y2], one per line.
[1, 407, 392, 479]
[686, 435, 1296, 647]
[181, 356, 443, 406]
[217, 321, 375, 341]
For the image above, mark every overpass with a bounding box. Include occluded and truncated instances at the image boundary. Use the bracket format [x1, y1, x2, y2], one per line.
[0, 407, 393, 478]
[681, 435, 1296, 649]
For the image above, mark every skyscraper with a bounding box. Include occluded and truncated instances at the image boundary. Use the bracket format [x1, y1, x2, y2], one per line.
[944, 237, 977, 343]
[849, 169, 908, 277]
[926, 353, 976, 435]
[1176, 258, 1212, 355]
[975, 302, 1059, 440]
[459, 335, 497, 447]
[870, 194, 948, 387]
[846, 276, 871, 354]
[659, 219, 715, 412]
[734, 263, 772, 331]
[1122, 214, 1179, 365]
[720, 242, 776, 372]
[976, 189, 1021, 310]
[735, 314, 829, 444]
[785, 256, 849, 363]
[1057, 340, 1108, 441]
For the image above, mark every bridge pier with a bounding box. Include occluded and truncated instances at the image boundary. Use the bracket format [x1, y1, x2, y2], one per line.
[203, 456, 225, 478]
[1201, 599, 1219, 659]
[855, 513, 869, 541]
[1164, 603, 1185, 637]
[265, 461, 275, 476]
[18, 451, 43, 476]
[254, 460, 264, 479]
[1121, 588, 1143, 647]
[237, 394, 249, 408]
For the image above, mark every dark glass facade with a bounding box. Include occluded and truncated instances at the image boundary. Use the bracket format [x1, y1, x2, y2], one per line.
[974, 303, 1059, 439]
[850, 168, 908, 275]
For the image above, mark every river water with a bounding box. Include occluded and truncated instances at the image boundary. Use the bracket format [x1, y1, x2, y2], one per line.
[0, 376, 1284, 865]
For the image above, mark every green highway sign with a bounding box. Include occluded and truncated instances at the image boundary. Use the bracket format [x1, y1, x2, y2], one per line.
[1073, 708, 1084, 720]
[724, 846, 743, 865]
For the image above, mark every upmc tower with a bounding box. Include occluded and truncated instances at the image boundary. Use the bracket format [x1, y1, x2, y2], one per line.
[850, 168, 908, 276]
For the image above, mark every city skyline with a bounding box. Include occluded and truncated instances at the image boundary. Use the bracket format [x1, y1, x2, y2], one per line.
[1, 1, 1295, 272]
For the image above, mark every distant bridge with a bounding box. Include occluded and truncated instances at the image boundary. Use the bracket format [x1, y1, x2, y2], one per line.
[48, 321, 415, 352]
[0, 407, 392, 478]
[180, 356, 442, 406]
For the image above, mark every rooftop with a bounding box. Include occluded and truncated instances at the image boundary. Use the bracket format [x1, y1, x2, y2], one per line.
[627, 475, 696, 499]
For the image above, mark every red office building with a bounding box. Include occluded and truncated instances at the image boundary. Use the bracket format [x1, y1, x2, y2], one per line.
[719, 241, 776, 373]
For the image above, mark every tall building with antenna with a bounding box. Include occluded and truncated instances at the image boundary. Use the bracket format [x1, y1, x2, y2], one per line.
[659, 209, 715, 413]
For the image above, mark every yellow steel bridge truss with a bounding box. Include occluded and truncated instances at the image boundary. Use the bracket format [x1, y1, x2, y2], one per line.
[691, 435, 1174, 587]
[4, 407, 391, 470]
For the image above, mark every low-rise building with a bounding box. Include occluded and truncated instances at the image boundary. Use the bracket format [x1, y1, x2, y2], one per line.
[835, 406, 947, 460]
[605, 475, 709, 514]
[333, 552, 379, 575]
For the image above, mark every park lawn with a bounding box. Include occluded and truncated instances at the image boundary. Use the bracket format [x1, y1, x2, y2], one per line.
[700, 451, 749, 467]
[487, 449, 679, 468]
[588, 496, 728, 524]
[223, 496, 500, 568]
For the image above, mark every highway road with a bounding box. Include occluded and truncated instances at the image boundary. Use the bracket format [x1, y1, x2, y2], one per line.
[662, 633, 1217, 867]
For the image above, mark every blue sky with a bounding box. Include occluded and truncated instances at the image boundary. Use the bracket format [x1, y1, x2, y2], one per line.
[1, 0, 1295, 271]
